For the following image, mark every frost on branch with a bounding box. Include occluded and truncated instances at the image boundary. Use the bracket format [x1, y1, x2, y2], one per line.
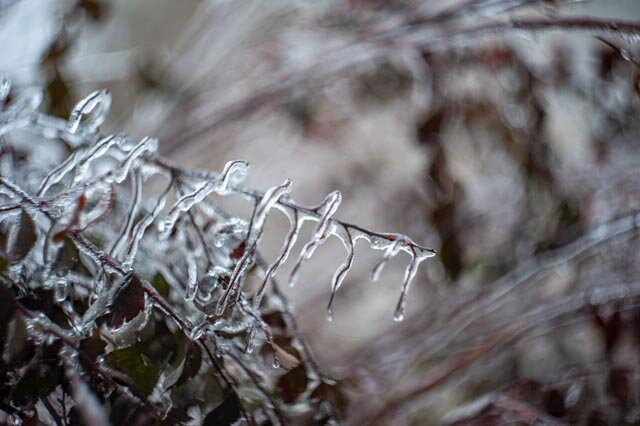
[0, 82, 435, 423]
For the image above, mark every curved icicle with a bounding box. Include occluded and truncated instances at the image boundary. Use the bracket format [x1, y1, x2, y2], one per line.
[288, 190, 342, 288]
[217, 159, 249, 193]
[253, 208, 300, 309]
[110, 170, 142, 261]
[393, 247, 425, 322]
[67, 89, 112, 134]
[124, 183, 171, 269]
[37, 134, 127, 196]
[326, 226, 354, 322]
[161, 160, 249, 238]
[216, 179, 293, 316]
[114, 137, 158, 183]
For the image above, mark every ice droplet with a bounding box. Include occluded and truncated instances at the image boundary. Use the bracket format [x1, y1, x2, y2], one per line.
[54, 276, 69, 302]
[189, 320, 208, 340]
[393, 311, 405, 322]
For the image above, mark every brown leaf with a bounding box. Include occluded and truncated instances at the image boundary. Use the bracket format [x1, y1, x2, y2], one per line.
[272, 343, 300, 371]
[230, 241, 245, 261]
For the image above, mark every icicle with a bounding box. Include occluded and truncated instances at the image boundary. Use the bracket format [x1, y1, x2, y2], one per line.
[67, 89, 112, 134]
[160, 160, 249, 238]
[186, 256, 198, 301]
[114, 137, 158, 183]
[124, 183, 170, 268]
[38, 134, 124, 196]
[161, 180, 209, 237]
[326, 227, 354, 322]
[215, 179, 293, 316]
[74, 134, 128, 184]
[244, 326, 258, 354]
[253, 208, 299, 309]
[289, 191, 342, 288]
[393, 248, 425, 322]
[251, 179, 293, 231]
[110, 170, 142, 260]
[370, 236, 404, 281]
[217, 159, 249, 193]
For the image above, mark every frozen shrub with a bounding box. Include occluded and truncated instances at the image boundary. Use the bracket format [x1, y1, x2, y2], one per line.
[0, 80, 434, 424]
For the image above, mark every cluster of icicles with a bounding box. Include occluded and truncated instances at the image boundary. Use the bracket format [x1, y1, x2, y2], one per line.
[0, 79, 436, 326]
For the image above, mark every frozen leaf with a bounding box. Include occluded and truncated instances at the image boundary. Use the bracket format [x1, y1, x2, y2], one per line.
[109, 394, 156, 425]
[78, 331, 107, 372]
[105, 345, 158, 398]
[272, 342, 300, 371]
[108, 274, 145, 328]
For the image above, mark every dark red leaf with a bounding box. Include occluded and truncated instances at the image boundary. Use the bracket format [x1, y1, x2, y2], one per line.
[109, 274, 145, 328]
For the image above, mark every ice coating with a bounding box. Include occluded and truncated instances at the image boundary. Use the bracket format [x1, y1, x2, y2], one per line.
[288, 190, 342, 288]
[67, 89, 112, 134]
[110, 170, 142, 261]
[160, 160, 249, 238]
[114, 137, 159, 183]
